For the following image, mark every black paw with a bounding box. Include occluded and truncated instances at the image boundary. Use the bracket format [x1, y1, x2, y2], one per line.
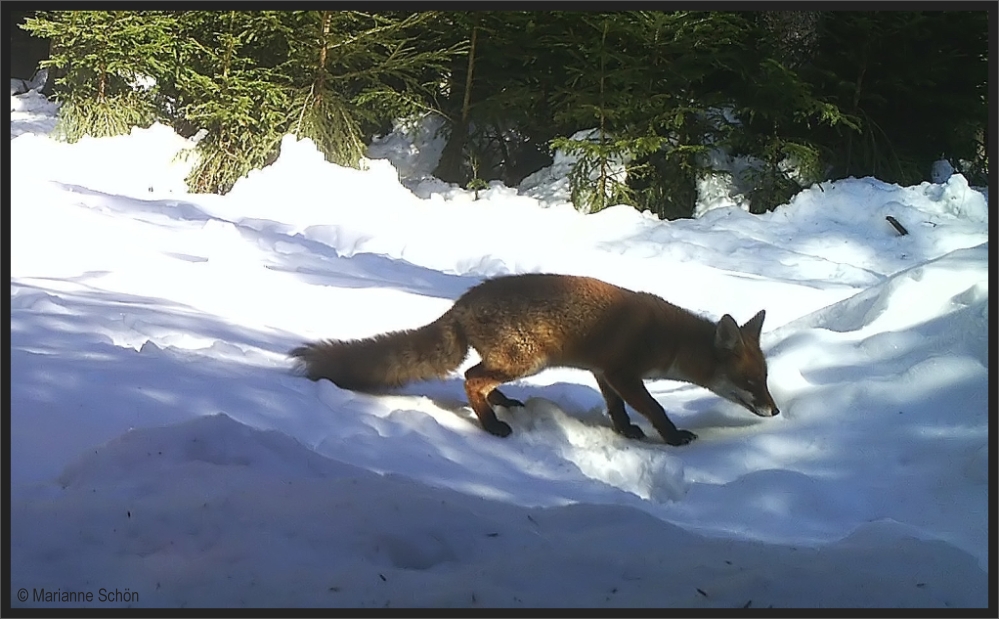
[483, 419, 513, 438]
[614, 423, 646, 440]
[663, 429, 697, 446]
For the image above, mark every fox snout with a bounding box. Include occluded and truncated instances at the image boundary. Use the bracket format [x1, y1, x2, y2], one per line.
[742, 387, 780, 417]
[754, 401, 780, 417]
[712, 378, 779, 418]
[735, 393, 779, 417]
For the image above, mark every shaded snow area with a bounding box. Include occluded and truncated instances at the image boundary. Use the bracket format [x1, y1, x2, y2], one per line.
[8, 93, 992, 610]
[9, 88, 57, 139]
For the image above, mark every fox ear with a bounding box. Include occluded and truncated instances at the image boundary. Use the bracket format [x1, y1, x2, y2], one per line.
[742, 310, 766, 341]
[715, 314, 744, 353]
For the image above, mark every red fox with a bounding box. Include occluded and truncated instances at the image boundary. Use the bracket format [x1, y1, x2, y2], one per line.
[290, 273, 778, 445]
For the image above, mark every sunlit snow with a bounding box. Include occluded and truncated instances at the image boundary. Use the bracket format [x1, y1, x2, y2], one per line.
[8, 91, 989, 609]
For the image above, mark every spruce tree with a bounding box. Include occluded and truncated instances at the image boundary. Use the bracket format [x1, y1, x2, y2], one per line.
[281, 11, 460, 169]
[430, 11, 557, 189]
[22, 10, 174, 142]
[431, 12, 480, 187]
[165, 11, 291, 194]
[545, 12, 657, 213]
[810, 11, 989, 185]
[724, 12, 859, 213]
[623, 11, 750, 219]
[545, 11, 750, 216]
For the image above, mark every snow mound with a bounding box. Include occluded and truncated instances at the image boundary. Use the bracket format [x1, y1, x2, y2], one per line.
[771, 243, 988, 341]
[56, 413, 351, 490]
[12, 414, 987, 608]
[10, 90, 59, 138]
[366, 113, 448, 181]
[10, 122, 196, 196]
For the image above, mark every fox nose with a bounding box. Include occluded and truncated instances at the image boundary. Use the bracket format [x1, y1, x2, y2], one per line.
[755, 401, 779, 417]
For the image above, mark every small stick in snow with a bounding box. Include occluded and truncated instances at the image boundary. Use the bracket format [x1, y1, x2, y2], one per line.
[886, 216, 909, 236]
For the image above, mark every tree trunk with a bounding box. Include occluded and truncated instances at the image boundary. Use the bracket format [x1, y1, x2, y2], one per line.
[434, 23, 477, 185]
[316, 11, 331, 95]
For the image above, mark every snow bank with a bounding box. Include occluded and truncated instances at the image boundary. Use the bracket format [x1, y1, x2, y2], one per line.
[8, 91, 990, 609]
[11, 414, 986, 608]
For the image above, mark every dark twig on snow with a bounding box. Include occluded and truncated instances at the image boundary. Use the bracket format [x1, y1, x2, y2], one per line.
[886, 216, 909, 236]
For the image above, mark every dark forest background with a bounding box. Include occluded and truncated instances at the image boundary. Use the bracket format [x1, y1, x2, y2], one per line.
[11, 9, 991, 217]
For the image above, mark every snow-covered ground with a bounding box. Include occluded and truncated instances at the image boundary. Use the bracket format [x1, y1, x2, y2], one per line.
[8, 92, 991, 609]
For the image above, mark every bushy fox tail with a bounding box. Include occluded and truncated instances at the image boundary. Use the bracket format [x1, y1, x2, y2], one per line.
[289, 311, 468, 391]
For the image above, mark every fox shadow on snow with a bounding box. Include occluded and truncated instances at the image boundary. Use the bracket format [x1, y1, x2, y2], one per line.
[360, 372, 769, 443]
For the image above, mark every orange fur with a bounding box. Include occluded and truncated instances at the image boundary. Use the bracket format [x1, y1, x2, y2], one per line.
[290, 273, 778, 445]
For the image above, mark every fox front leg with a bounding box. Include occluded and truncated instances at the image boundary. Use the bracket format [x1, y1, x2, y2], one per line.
[594, 374, 646, 439]
[600, 373, 697, 446]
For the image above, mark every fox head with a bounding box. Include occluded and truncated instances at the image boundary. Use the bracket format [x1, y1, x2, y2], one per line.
[710, 310, 779, 417]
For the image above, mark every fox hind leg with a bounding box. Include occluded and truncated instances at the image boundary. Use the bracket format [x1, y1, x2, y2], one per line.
[464, 363, 524, 437]
[487, 389, 525, 409]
